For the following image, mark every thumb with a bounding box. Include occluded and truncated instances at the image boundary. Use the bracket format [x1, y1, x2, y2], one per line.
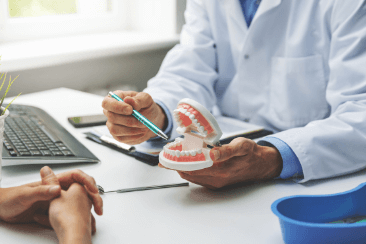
[40, 166, 60, 186]
[210, 137, 252, 162]
[21, 185, 61, 205]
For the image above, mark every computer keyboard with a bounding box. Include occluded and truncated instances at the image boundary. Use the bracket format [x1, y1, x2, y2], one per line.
[2, 104, 99, 166]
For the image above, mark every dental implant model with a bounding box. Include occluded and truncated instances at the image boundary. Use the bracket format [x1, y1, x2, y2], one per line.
[159, 98, 222, 171]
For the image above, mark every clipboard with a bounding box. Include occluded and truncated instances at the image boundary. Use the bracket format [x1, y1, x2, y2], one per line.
[84, 128, 273, 166]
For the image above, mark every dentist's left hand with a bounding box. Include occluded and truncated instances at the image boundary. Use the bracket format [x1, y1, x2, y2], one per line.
[159, 137, 283, 189]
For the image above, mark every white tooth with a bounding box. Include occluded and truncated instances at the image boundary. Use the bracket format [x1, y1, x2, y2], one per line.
[175, 137, 184, 142]
[193, 119, 198, 124]
[185, 112, 191, 116]
[190, 150, 196, 156]
[182, 151, 187, 156]
[168, 149, 174, 156]
[181, 109, 187, 113]
[203, 131, 207, 136]
[189, 114, 195, 120]
[175, 150, 180, 157]
[196, 122, 201, 127]
[173, 109, 180, 114]
[200, 126, 204, 131]
[197, 149, 202, 154]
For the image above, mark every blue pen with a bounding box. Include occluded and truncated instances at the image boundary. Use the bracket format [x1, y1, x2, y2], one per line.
[108, 91, 168, 140]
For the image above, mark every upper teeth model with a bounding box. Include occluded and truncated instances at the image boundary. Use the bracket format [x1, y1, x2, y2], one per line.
[159, 98, 222, 171]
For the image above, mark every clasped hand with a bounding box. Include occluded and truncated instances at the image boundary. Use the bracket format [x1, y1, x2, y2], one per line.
[0, 166, 103, 239]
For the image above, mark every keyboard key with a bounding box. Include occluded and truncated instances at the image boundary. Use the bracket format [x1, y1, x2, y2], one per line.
[41, 150, 52, 156]
[19, 151, 31, 156]
[52, 151, 64, 156]
[62, 151, 74, 156]
[18, 148, 29, 152]
[5, 145, 14, 150]
[30, 150, 42, 156]
[9, 151, 18, 156]
[58, 146, 69, 150]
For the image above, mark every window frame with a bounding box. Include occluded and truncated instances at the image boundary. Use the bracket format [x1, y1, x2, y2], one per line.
[0, 0, 127, 42]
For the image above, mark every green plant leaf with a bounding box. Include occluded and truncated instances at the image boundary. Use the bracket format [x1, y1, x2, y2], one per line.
[2, 92, 21, 116]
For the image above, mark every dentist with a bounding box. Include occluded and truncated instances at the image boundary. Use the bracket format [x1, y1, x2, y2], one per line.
[102, 0, 366, 188]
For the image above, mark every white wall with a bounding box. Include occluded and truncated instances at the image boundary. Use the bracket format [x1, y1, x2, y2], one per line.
[4, 46, 174, 97]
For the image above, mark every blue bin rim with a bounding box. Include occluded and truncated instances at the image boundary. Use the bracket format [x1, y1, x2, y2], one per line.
[271, 182, 366, 228]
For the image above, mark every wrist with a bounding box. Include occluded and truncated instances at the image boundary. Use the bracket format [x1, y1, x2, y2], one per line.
[258, 145, 283, 179]
[55, 218, 91, 244]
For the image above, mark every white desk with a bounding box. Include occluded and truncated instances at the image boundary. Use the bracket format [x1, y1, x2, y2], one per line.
[1, 88, 366, 244]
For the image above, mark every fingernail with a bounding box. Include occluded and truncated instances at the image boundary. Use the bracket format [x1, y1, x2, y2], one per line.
[213, 150, 220, 161]
[42, 166, 52, 176]
[49, 185, 60, 194]
[33, 215, 40, 222]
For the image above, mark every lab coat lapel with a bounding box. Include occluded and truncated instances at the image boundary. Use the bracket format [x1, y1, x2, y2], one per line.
[251, 0, 282, 25]
[221, 0, 248, 66]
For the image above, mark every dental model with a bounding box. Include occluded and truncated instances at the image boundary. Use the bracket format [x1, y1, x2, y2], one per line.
[159, 98, 222, 171]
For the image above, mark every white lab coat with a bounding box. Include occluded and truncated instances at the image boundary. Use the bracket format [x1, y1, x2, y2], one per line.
[144, 0, 366, 183]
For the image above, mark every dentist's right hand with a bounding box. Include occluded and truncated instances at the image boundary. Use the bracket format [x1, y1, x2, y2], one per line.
[102, 90, 167, 145]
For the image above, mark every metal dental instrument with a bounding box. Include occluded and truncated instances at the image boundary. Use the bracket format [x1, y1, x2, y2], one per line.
[97, 182, 189, 194]
[108, 91, 169, 140]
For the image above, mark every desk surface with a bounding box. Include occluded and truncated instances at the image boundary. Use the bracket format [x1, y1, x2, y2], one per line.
[1, 88, 366, 244]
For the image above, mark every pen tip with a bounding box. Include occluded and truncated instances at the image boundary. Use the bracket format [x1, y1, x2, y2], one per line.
[157, 131, 169, 140]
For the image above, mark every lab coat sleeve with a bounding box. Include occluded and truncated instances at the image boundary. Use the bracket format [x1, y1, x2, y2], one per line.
[272, 0, 366, 183]
[143, 0, 218, 139]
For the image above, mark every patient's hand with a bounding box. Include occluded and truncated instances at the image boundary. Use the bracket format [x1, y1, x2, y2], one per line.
[102, 90, 167, 145]
[49, 183, 93, 244]
[0, 166, 102, 227]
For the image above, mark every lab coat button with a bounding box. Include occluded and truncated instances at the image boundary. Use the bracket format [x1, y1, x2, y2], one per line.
[244, 118, 250, 122]
[244, 54, 250, 59]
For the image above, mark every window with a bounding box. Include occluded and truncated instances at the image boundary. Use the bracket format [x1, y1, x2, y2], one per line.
[0, 0, 126, 42]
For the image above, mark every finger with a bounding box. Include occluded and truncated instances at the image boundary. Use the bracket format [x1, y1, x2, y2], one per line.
[67, 183, 103, 216]
[158, 163, 175, 170]
[210, 137, 253, 162]
[102, 90, 138, 114]
[33, 214, 52, 228]
[56, 169, 99, 194]
[104, 110, 150, 129]
[21, 185, 61, 206]
[101, 97, 133, 115]
[106, 121, 147, 137]
[88, 191, 103, 216]
[113, 90, 138, 100]
[123, 92, 154, 111]
[40, 166, 60, 186]
[112, 133, 147, 145]
[91, 214, 96, 235]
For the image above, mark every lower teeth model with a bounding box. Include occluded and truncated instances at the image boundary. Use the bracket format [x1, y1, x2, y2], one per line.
[159, 98, 222, 171]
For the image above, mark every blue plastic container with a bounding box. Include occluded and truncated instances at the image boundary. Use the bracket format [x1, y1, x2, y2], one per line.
[271, 182, 366, 244]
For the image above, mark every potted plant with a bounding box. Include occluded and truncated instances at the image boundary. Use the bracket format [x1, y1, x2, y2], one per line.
[0, 61, 21, 186]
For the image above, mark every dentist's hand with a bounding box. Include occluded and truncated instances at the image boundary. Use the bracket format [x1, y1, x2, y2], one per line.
[159, 137, 283, 189]
[102, 90, 167, 145]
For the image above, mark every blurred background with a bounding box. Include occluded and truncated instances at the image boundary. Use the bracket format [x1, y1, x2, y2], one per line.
[0, 0, 186, 96]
